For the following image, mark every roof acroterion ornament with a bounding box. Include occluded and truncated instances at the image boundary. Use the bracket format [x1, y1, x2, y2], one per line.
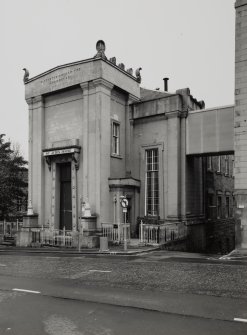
[135, 67, 142, 83]
[22, 68, 29, 84]
[94, 40, 107, 59]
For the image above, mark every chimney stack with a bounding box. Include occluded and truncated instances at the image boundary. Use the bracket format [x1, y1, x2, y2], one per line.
[163, 77, 169, 91]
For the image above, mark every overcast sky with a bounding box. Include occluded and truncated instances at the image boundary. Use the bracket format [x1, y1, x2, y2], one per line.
[1, 0, 235, 159]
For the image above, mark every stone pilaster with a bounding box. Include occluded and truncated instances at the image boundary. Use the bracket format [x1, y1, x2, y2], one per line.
[97, 78, 114, 226]
[176, 88, 189, 220]
[166, 110, 181, 219]
[80, 82, 89, 201]
[50, 161, 56, 230]
[26, 95, 45, 225]
[234, 0, 247, 249]
[71, 160, 78, 231]
[180, 113, 187, 219]
[125, 94, 139, 176]
[26, 98, 33, 210]
[85, 79, 114, 227]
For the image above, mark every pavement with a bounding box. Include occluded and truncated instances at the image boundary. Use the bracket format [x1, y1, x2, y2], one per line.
[0, 243, 160, 255]
[1, 243, 247, 263]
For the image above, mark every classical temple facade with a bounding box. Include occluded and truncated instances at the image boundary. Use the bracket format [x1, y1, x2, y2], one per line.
[19, 40, 235, 250]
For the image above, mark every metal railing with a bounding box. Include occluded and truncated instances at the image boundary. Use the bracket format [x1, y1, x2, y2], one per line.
[139, 221, 187, 245]
[0, 220, 22, 237]
[31, 227, 73, 247]
[102, 223, 130, 243]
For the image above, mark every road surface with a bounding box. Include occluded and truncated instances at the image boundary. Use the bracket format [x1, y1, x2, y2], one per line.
[0, 250, 246, 334]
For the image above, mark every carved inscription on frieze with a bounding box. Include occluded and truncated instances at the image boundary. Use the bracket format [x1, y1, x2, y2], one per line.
[40, 67, 81, 91]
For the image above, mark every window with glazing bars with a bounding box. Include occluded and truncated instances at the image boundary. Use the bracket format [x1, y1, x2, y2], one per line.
[112, 122, 120, 155]
[145, 148, 159, 216]
[225, 155, 229, 175]
[217, 156, 221, 173]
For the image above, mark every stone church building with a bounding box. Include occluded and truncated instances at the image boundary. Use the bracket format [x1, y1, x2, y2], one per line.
[20, 40, 234, 250]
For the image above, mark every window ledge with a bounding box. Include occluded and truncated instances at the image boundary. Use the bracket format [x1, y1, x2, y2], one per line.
[111, 154, 123, 159]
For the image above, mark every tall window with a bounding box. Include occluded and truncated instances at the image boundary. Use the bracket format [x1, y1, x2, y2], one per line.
[225, 156, 229, 175]
[231, 156, 235, 177]
[145, 149, 159, 216]
[226, 196, 230, 218]
[217, 156, 221, 173]
[112, 122, 120, 155]
[217, 196, 222, 218]
[207, 157, 212, 171]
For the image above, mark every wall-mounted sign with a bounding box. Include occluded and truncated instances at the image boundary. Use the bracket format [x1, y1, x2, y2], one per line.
[43, 148, 78, 156]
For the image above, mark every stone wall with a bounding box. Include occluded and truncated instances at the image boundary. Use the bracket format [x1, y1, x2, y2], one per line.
[186, 219, 235, 254]
[205, 219, 235, 254]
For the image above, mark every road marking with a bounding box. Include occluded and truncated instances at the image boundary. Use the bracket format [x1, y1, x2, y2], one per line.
[0, 264, 6, 266]
[45, 256, 60, 259]
[13, 288, 40, 294]
[234, 318, 247, 323]
[89, 270, 112, 273]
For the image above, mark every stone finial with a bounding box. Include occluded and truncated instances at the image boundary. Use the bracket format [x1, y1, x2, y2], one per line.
[27, 200, 34, 215]
[22, 68, 29, 84]
[198, 100, 205, 109]
[109, 57, 116, 65]
[94, 40, 107, 59]
[127, 68, 133, 75]
[135, 67, 142, 83]
[118, 63, 125, 70]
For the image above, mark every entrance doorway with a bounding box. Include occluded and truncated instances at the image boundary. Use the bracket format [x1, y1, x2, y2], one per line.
[60, 163, 72, 230]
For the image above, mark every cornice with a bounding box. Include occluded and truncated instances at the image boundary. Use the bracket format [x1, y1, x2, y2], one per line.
[235, 0, 247, 9]
[25, 98, 33, 106]
[165, 110, 181, 119]
[32, 95, 44, 105]
[92, 78, 114, 91]
[80, 82, 89, 91]
[25, 95, 44, 106]
[128, 93, 141, 104]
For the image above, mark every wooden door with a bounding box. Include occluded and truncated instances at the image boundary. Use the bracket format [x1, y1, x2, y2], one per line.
[60, 163, 72, 230]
